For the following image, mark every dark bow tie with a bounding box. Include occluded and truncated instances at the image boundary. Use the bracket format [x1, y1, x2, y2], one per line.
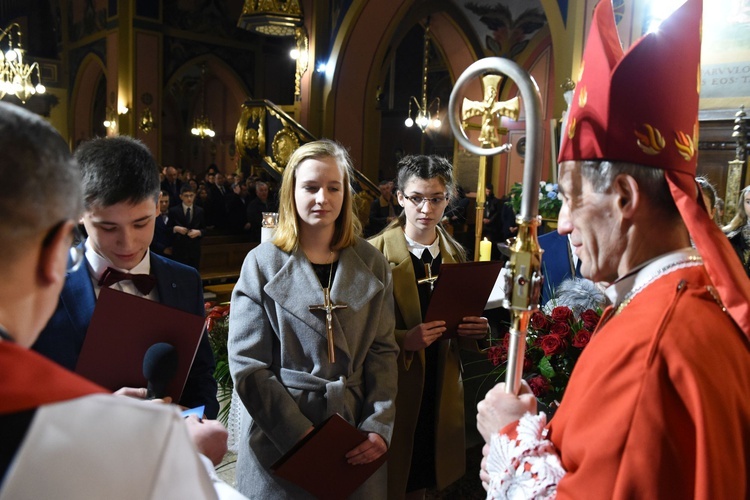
[98, 267, 157, 295]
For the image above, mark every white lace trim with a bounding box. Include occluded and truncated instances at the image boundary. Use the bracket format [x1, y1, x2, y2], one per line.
[486, 412, 565, 499]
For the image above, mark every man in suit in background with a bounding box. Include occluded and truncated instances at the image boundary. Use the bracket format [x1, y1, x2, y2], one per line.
[160, 165, 183, 208]
[32, 136, 218, 418]
[169, 184, 206, 271]
[150, 190, 174, 257]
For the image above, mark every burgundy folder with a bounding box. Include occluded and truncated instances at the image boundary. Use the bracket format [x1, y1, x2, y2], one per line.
[75, 287, 205, 402]
[271, 414, 387, 499]
[425, 261, 504, 339]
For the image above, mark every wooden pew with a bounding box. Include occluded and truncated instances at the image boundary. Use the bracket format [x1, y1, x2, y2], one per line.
[199, 236, 258, 301]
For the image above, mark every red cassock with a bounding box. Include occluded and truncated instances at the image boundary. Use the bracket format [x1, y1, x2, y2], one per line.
[548, 265, 750, 499]
[0, 342, 105, 415]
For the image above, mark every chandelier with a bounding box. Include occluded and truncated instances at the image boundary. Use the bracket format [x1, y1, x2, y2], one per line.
[405, 19, 441, 133]
[191, 65, 215, 139]
[0, 23, 46, 103]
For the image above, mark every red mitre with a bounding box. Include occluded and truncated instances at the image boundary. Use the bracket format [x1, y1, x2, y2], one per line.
[559, 0, 750, 339]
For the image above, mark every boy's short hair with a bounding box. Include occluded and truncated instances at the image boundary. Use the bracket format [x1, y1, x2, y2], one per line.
[180, 184, 196, 195]
[75, 136, 160, 209]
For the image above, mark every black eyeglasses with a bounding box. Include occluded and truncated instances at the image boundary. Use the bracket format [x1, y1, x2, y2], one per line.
[42, 221, 85, 273]
[403, 195, 449, 209]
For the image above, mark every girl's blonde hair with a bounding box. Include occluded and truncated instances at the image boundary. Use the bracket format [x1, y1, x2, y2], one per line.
[273, 139, 361, 252]
[723, 185, 750, 234]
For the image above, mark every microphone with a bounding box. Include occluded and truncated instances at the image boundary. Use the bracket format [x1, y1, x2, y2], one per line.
[142, 342, 178, 399]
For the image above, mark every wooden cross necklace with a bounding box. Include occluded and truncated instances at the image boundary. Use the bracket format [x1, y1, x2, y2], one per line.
[309, 251, 348, 363]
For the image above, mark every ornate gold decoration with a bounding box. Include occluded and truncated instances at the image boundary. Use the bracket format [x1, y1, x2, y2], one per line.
[244, 128, 259, 150]
[139, 107, 155, 133]
[235, 104, 266, 157]
[272, 127, 299, 167]
[578, 85, 587, 108]
[239, 0, 303, 37]
[461, 74, 520, 147]
[293, 27, 308, 99]
[634, 123, 665, 155]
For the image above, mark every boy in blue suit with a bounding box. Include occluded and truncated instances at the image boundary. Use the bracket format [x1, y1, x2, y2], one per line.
[32, 136, 219, 418]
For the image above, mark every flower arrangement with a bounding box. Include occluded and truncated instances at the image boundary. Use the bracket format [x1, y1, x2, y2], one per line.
[508, 181, 562, 220]
[484, 278, 608, 414]
[486, 306, 599, 412]
[205, 302, 232, 424]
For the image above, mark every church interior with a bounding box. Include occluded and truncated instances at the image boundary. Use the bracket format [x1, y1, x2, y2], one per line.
[2, 0, 746, 207]
[2, 0, 748, 496]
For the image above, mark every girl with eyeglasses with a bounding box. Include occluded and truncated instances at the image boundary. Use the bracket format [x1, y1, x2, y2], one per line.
[368, 155, 489, 499]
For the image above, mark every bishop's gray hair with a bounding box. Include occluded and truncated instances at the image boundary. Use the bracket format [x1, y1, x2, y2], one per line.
[579, 160, 679, 220]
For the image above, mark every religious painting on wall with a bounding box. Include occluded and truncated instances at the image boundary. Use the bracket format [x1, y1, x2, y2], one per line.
[462, 0, 547, 58]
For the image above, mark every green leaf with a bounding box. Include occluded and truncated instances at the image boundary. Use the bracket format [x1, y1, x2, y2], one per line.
[539, 356, 556, 379]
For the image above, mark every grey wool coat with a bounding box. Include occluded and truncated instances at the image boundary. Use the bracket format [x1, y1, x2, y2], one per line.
[228, 238, 399, 499]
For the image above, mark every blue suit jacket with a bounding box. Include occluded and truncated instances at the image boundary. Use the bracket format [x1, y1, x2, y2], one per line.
[539, 231, 582, 305]
[31, 252, 219, 418]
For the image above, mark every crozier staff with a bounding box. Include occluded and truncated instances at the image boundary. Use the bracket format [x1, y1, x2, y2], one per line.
[477, 1, 750, 498]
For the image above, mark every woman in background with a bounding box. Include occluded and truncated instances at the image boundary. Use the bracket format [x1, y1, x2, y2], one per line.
[722, 184, 750, 277]
[369, 155, 488, 499]
[229, 140, 398, 498]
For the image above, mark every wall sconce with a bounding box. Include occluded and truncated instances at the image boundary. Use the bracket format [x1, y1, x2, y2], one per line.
[289, 27, 308, 99]
[0, 23, 46, 103]
[404, 19, 441, 133]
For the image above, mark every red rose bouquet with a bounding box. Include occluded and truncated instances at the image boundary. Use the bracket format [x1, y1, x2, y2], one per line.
[485, 304, 602, 414]
[204, 301, 232, 423]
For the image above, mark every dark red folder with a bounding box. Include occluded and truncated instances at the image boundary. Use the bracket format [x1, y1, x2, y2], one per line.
[75, 287, 205, 402]
[271, 414, 387, 499]
[425, 261, 504, 339]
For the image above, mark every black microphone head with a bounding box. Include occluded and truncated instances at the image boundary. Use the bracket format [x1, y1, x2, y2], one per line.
[142, 342, 178, 399]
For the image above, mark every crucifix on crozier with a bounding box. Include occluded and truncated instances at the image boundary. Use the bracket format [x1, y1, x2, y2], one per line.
[309, 287, 347, 363]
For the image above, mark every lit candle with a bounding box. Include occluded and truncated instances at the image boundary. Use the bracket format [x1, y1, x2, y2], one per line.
[479, 237, 492, 261]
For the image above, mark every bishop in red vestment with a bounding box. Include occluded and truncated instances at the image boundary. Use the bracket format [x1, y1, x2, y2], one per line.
[476, 1, 750, 498]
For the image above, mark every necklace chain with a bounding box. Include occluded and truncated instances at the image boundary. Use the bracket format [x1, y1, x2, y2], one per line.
[615, 255, 703, 315]
[325, 250, 334, 290]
